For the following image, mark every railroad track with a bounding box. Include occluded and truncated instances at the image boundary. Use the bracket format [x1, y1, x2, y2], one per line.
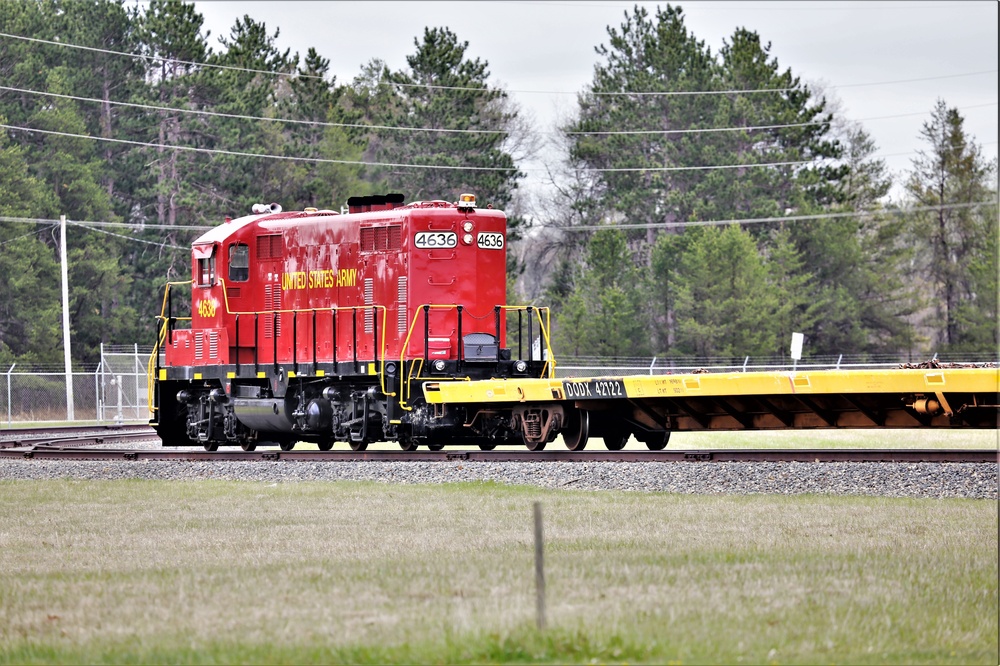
[0, 424, 156, 449]
[1, 426, 994, 462]
[0, 445, 995, 463]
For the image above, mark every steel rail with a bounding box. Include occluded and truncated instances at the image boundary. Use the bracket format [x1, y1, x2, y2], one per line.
[0, 424, 155, 448]
[1, 447, 995, 463]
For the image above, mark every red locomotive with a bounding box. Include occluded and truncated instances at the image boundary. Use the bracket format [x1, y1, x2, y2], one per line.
[149, 193, 555, 450]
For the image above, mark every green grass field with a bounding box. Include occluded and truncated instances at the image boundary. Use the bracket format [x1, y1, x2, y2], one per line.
[0, 480, 996, 664]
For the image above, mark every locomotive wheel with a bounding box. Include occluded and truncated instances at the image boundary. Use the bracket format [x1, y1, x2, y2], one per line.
[604, 432, 629, 451]
[478, 442, 497, 451]
[240, 441, 257, 452]
[399, 438, 419, 452]
[349, 439, 368, 451]
[278, 440, 296, 451]
[428, 443, 445, 451]
[203, 442, 219, 452]
[317, 440, 333, 451]
[563, 409, 589, 451]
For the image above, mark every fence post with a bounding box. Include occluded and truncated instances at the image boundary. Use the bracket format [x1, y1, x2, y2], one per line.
[94, 366, 101, 423]
[533, 501, 546, 631]
[5, 363, 14, 427]
[134, 343, 141, 420]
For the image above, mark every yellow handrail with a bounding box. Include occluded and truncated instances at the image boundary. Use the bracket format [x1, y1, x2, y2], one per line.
[396, 304, 556, 410]
[147, 280, 193, 418]
[151, 277, 392, 396]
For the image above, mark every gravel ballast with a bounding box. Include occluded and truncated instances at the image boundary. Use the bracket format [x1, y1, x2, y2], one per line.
[0, 458, 996, 499]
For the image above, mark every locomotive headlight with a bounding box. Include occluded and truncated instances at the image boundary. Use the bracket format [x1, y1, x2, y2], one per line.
[433, 359, 447, 372]
[462, 221, 474, 233]
[514, 360, 528, 374]
[462, 233, 474, 245]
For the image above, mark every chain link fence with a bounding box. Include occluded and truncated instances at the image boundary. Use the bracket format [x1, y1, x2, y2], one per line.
[1, 345, 153, 427]
[1, 345, 994, 427]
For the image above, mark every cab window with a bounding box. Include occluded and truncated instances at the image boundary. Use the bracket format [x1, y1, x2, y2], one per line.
[229, 243, 249, 282]
[198, 255, 216, 286]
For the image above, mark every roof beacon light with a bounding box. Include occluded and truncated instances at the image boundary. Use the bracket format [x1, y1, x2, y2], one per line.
[457, 193, 476, 211]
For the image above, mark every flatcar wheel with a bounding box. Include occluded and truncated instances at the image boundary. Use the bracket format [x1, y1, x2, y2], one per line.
[563, 409, 589, 451]
[644, 431, 671, 451]
[604, 432, 628, 451]
[349, 439, 368, 452]
[523, 437, 546, 452]
[278, 440, 296, 451]
[478, 442, 497, 451]
[240, 441, 257, 452]
[428, 443, 445, 451]
[399, 438, 419, 452]
[203, 442, 219, 452]
[317, 440, 333, 451]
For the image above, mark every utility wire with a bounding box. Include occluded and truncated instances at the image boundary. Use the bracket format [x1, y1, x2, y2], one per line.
[0, 223, 58, 246]
[549, 200, 998, 231]
[1, 215, 212, 232]
[67, 220, 190, 251]
[1, 31, 994, 96]
[0, 85, 510, 136]
[0, 123, 520, 172]
[0, 31, 322, 80]
[0, 122, 843, 173]
[3, 200, 995, 238]
[5, 84, 993, 138]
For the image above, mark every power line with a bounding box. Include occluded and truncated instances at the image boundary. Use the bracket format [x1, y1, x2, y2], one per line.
[548, 200, 998, 231]
[567, 103, 998, 136]
[0, 123, 520, 172]
[67, 221, 190, 251]
[0, 85, 510, 136]
[834, 69, 999, 89]
[1, 215, 212, 232]
[0, 122, 845, 173]
[0, 31, 322, 80]
[1, 30, 994, 97]
[0, 223, 58, 246]
[10, 83, 992, 139]
[4, 201, 994, 244]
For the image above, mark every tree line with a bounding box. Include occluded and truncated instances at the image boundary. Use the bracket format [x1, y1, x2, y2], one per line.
[0, 1, 995, 369]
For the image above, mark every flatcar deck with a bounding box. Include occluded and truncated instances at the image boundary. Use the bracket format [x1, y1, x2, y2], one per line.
[422, 367, 999, 430]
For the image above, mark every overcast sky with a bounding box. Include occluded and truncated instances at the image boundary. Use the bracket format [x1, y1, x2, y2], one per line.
[192, 1, 998, 202]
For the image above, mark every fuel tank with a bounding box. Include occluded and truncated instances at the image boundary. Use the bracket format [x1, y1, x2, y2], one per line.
[231, 397, 295, 433]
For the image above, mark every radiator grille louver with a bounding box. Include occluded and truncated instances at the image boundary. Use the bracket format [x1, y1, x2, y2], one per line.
[264, 285, 281, 338]
[256, 234, 282, 259]
[364, 278, 374, 334]
[360, 225, 402, 253]
[397, 276, 408, 334]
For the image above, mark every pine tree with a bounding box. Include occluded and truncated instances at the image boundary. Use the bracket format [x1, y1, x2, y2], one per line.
[0, 125, 61, 365]
[367, 28, 522, 209]
[904, 100, 997, 352]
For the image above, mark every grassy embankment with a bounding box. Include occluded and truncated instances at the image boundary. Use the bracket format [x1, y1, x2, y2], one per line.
[0, 480, 996, 664]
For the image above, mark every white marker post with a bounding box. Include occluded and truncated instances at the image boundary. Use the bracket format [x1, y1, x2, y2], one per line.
[790, 332, 804, 372]
[60, 215, 74, 421]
